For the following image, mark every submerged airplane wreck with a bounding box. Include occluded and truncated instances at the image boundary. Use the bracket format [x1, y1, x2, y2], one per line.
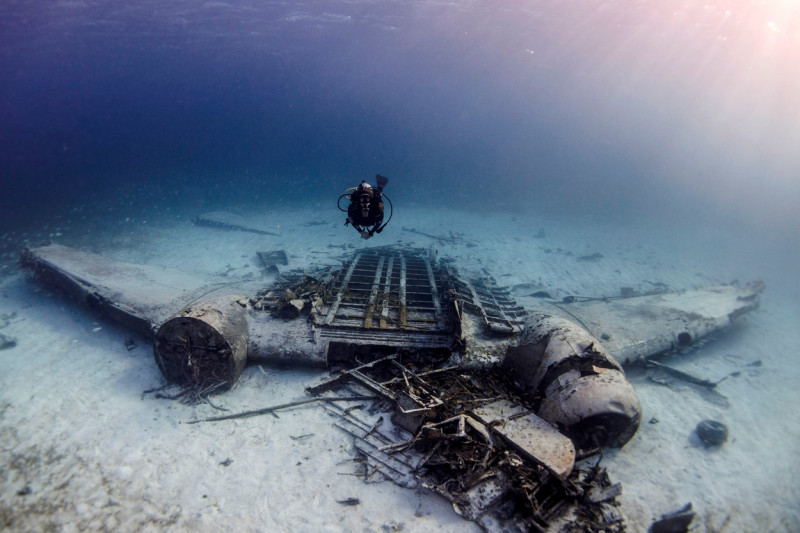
[20, 243, 763, 531]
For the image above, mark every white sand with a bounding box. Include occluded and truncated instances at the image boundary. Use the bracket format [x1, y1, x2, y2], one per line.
[1, 203, 798, 532]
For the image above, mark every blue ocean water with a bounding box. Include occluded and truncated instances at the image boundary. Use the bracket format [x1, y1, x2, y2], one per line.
[2, 1, 797, 232]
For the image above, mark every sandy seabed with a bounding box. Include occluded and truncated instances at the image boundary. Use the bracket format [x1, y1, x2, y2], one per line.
[1, 202, 799, 532]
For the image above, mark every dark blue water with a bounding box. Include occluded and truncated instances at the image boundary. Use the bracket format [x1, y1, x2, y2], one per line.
[1, 1, 798, 232]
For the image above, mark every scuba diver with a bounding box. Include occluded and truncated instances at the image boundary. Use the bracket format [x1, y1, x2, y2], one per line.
[339, 174, 392, 239]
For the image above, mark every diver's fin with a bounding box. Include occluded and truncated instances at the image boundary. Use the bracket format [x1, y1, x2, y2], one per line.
[376, 174, 389, 188]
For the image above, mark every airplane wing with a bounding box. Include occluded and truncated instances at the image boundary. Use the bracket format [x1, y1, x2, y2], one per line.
[546, 282, 764, 366]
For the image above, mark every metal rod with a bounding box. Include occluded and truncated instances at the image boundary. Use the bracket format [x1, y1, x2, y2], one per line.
[380, 255, 395, 328]
[400, 254, 407, 328]
[425, 257, 444, 329]
[364, 256, 386, 328]
[324, 253, 361, 325]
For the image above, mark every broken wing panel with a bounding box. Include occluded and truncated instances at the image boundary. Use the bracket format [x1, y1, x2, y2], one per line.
[21, 244, 253, 336]
[551, 283, 764, 366]
[471, 400, 575, 479]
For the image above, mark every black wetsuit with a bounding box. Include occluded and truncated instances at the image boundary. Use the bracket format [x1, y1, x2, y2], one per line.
[347, 188, 384, 237]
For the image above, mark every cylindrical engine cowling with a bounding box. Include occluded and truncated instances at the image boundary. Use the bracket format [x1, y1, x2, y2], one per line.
[154, 295, 250, 389]
[504, 314, 641, 448]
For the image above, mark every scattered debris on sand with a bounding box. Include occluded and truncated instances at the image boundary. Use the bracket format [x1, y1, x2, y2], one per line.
[648, 502, 695, 533]
[402, 226, 467, 245]
[695, 419, 729, 447]
[194, 211, 281, 236]
[310, 356, 627, 532]
[0, 332, 16, 350]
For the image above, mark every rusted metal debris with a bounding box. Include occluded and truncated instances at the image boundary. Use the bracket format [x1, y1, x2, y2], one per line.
[258, 250, 289, 266]
[145, 382, 230, 406]
[694, 419, 728, 447]
[187, 395, 376, 424]
[312, 355, 625, 532]
[0, 332, 16, 350]
[194, 211, 281, 235]
[645, 360, 731, 407]
[401, 226, 464, 244]
[471, 400, 575, 479]
[257, 250, 289, 277]
[646, 360, 726, 389]
[648, 502, 695, 533]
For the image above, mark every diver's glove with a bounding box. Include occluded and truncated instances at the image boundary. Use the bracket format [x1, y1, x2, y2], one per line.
[344, 218, 351, 227]
[360, 230, 372, 240]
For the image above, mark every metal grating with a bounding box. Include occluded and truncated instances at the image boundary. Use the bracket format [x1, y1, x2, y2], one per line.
[312, 247, 453, 349]
[446, 269, 527, 335]
[317, 248, 447, 332]
[310, 247, 526, 351]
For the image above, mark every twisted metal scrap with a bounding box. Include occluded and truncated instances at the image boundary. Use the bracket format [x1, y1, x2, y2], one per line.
[333, 358, 625, 532]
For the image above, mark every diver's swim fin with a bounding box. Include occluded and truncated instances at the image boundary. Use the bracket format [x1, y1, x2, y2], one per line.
[376, 174, 389, 188]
